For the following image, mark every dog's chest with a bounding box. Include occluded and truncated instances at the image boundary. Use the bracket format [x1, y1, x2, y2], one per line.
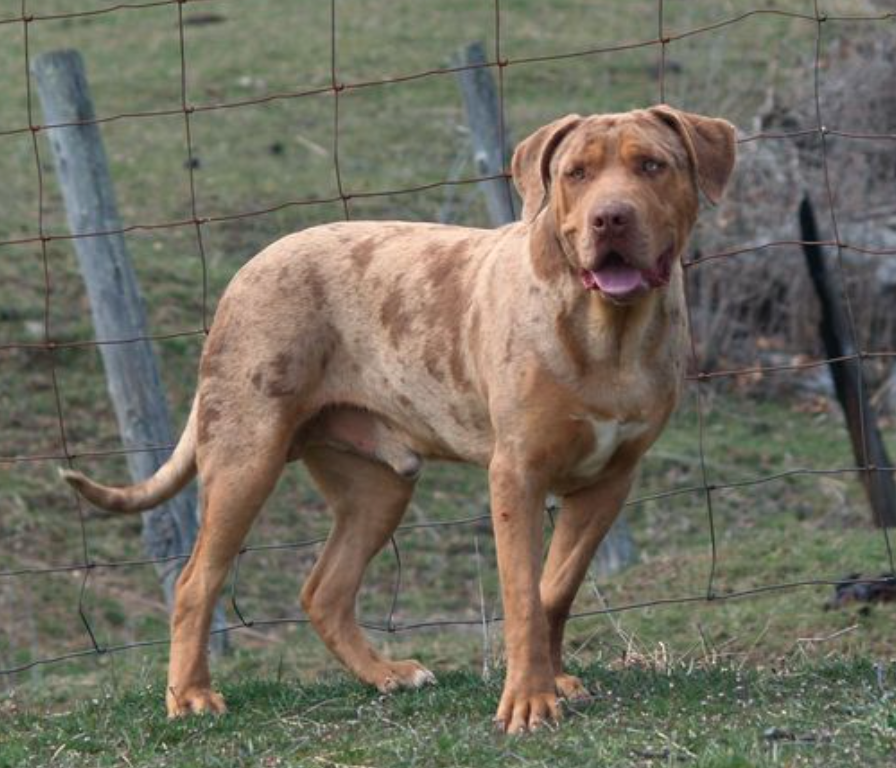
[571, 417, 648, 479]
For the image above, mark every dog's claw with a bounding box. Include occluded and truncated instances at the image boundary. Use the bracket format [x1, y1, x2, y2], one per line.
[166, 687, 227, 718]
[412, 667, 437, 687]
[555, 673, 591, 702]
[494, 689, 561, 735]
[372, 659, 436, 693]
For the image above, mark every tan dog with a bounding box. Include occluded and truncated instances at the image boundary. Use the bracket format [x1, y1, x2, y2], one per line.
[62, 106, 735, 734]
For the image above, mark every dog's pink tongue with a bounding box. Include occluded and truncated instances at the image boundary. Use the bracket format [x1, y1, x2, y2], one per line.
[584, 262, 645, 297]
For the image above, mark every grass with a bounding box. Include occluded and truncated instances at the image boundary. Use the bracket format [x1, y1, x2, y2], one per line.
[1, 1, 895, 765]
[1, 659, 894, 767]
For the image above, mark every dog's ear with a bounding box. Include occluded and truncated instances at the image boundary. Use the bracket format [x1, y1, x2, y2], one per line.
[511, 114, 583, 223]
[649, 105, 736, 205]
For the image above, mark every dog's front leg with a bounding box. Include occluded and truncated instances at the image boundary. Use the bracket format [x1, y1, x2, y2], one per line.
[489, 451, 559, 734]
[540, 471, 635, 701]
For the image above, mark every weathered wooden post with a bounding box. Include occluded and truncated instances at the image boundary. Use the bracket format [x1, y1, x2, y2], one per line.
[800, 195, 896, 527]
[453, 41, 519, 227]
[31, 50, 228, 649]
[593, 516, 637, 578]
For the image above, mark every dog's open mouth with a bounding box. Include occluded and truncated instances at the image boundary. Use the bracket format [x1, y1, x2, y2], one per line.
[580, 248, 673, 302]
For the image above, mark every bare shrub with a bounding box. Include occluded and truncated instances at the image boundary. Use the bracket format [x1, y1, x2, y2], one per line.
[689, 21, 896, 385]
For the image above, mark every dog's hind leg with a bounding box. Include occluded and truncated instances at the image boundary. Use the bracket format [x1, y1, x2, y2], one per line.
[301, 446, 435, 692]
[165, 414, 294, 717]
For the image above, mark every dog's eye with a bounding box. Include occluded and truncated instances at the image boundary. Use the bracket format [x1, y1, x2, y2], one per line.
[642, 158, 665, 175]
[567, 166, 586, 181]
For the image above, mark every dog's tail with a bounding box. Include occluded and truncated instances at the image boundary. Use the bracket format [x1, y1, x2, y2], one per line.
[60, 397, 199, 513]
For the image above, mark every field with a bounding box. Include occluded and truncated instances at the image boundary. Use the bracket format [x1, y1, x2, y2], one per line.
[2, 661, 895, 767]
[1, 1, 895, 766]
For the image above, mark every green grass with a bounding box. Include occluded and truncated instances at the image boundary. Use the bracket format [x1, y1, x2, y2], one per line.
[2, 660, 894, 767]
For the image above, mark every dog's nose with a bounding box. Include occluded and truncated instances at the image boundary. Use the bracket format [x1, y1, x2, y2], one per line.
[592, 202, 635, 239]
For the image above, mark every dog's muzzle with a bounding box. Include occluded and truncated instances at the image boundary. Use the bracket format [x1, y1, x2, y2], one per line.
[580, 248, 673, 302]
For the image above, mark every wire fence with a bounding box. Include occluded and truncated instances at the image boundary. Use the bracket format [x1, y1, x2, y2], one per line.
[1, 0, 895, 678]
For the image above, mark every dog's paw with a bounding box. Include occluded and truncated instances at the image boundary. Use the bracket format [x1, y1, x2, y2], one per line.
[494, 688, 560, 735]
[372, 659, 437, 693]
[554, 673, 591, 702]
[166, 686, 227, 717]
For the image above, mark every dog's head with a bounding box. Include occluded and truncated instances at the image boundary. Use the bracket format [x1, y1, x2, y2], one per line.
[512, 106, 736, 304]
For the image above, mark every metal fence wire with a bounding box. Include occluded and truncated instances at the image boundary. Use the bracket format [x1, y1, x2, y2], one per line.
[1, 0, 895, 677]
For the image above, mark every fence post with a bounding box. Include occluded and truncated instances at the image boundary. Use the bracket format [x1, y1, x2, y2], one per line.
[31, 49, 229, 650]
[593, 517, 637, 578]
[799, 195, 896, 527]
[453, 42, 519, 227]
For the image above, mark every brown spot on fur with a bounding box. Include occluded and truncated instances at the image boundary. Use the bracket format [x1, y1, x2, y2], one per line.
[449, 345, 470, 391]
[267, 353, 286, 377]
[555, 308, 589, 377]
[254, 352, 299, 398]
[397, 394, 412, 408]
[423, 339, 445, 383]
[425, 246, 457, 285]
[318, 325, 342, 374]
[503, 331, 515, 366]
[265, 380, 296, 399]
[305, 263, 327, 311]
[423, 243, 473, 390]
[424, 243, 469, 303]
[379, 284, 412, 348]
[348, 236, 376, 276]
[200, 352, 223, 380]
[319, 346, 332, 373]
[469, 309, 483, 364]
[197, 402, 222, 445]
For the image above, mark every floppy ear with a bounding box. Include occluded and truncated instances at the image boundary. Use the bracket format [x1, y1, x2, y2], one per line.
[511, 114, 583, 223]
[649, 105, 736, 205]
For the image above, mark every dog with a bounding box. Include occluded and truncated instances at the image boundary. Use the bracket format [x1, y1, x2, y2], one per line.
[62, 106, 735, 734]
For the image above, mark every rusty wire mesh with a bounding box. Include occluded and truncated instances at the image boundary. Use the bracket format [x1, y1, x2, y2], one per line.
[0, 0, 895, 677]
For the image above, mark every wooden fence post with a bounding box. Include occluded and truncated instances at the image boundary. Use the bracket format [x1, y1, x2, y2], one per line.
[593, 516, 637, 578]
[31, 50, 229, 649]
[800, 195, 896, 527]
[453, 42, 519, 227]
